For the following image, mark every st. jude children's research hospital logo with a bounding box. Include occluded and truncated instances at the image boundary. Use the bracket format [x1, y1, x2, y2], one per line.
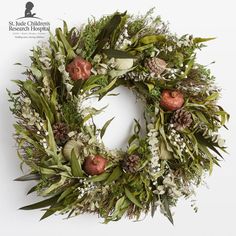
[9, 2, 50, 39]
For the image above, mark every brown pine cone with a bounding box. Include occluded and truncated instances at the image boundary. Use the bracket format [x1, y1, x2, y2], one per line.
[52, 122, 69, 145]
[171, 109, 192, 131]
[122, 155, 140, 173]
[145, 57, 167, 76]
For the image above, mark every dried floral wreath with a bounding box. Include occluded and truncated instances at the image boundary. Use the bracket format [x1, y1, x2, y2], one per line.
[8, 9, 229, 223]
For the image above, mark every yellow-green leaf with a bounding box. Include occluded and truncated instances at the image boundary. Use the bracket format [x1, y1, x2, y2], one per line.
[106, 166, 123, 184]
[193, 37, 216, 44]
[70, 149, 84, 177]
[125, 188, 142, 208]
[139, 34, 166, 44]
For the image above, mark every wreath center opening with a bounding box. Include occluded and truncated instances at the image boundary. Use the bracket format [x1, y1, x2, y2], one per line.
[83, 86, 146, 150]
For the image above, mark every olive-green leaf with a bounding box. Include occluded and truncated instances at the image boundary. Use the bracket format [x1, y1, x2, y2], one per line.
[102, 49, 135, 58]
[89, 172, 110, 182]
[14, 173, 40, 181]
[100, 117, 114, 138]
[70, 149, 84, 177]
[57, 186, 75, 203]
[46, 117, 57, 154]
[193, 37, 216, 44]
[124, 188, 142, 208]
[106, 166, 123, 184]
[127, 143, 139, 155]
[40, 206, 58, 221]
[162, 196, 174, 225]
[95, 78, 118, 95]
[139, 34, 166, 44]
[92, 12, 127, 57]
[56, 28, 76, 60]
[63, 20, 69, 35]
[30, 66, 42, 79]
[195, 132, 224, 158]
[27, 185, 38, 195]
[19, 195, 59, 210]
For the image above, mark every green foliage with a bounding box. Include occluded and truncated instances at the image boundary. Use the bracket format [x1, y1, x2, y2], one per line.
[79, 14, 113, 59]
[61, 100, 82, 130]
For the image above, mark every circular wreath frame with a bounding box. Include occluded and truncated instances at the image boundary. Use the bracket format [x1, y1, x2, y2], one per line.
[8, 9, 229, 223]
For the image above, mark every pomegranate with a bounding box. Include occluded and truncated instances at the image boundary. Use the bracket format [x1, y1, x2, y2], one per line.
[160, 90, 184, 111]
[83, 155, 107, 176]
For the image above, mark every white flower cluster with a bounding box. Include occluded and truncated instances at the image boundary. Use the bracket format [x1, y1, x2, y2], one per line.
[55, 52, 73, 93]
[115, 24, 132, 49]
[165, 68, 179, 80]
[21, 98, 42, 126]
[166, 64, 190, 80]
[39, 137, 48, 149]
[38, 41, 52, 70]
[167, 125, 188, 155]
[91, 54, 109, 75]
[77, 178, 96, 199]
[147, 120, 160, 173]
[198, 122, 225, 148]
[160, 35, 193, 55]
[176, 35, 193, 47]
[41, 76, 51, 98]
[153, 172, 182, 198]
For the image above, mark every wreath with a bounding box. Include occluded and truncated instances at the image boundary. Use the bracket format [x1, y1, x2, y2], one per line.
[8, 9, 229, 223]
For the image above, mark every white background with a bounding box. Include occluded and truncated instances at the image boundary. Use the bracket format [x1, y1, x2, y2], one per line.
[0, 0, 235, 235]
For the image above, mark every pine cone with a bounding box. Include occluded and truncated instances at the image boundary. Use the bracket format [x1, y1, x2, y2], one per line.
[171, 109, 192, 131]
[145, 57, 167, 75]
[122, 155, 140, 173]
[53, 122, 69, 145]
